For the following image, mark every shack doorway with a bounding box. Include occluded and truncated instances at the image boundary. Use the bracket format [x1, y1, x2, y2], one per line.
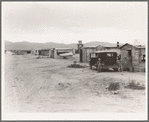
[122, 49, 132, 71]
[80, 49, 82, 62]
[51, 50, 54, 58]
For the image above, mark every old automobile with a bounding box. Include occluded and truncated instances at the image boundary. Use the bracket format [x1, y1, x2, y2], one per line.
[89, 51, 121, 72]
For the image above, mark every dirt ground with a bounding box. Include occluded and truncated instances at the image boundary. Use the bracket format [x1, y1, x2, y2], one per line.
[3, 52, 146, 113]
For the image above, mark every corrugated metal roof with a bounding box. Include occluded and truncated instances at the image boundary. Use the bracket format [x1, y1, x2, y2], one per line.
[104, 46, 118, 48]
[82, 46, 97, 49]
[133, 45, 145, 48]
[40, 49, 51, 51]
[14, 50, 31, 51]
[54, 48, 73, 50]
[119, 43, 146, 49]
[93, 50, 118, 53]
[81, 45, 102, 49]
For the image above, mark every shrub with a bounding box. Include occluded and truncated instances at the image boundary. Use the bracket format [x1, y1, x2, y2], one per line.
[67, 63, 86, 68]
[124, 80, 145, 90]
[107, 82, 120, 91]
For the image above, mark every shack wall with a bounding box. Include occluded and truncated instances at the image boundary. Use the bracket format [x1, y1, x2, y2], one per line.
[82, 48, 86, 63]
[73, 49, 76, 55]
[82, 48, 96, 63]
[132, 48, 145, 72]
[54, 50, 57, 58]
[81, 45, 104, 63]
[86, 48, 96, 63]
[49, 50, 54, 58]
[96, 46, 105, 51]
[31, 50, 35, 54]
[20, 51, 27, 55]
[17, 50, 31, 55]
[40, 50, 49, 56]
[120, 44, 145, 72]
[35, 50, 39, 55]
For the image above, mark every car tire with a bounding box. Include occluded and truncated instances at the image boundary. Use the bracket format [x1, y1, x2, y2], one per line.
[113, 68, 118, 72]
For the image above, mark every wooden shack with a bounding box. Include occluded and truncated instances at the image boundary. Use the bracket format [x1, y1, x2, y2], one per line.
[49, 49, 54, 58]
[80, 45, 104, 63]
[34, 49, 51, 57]
[34, 49, 40, 55]
[39, 49, 51, 56]
[119, 43, 145, 72]
[14, 50, 31, 55]
[31, 49, 35, 54]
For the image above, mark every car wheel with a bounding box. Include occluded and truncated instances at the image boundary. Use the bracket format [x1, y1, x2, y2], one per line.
[113, 68, 118, 72]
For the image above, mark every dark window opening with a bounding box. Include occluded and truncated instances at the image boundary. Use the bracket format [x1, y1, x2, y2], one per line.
[27, 51, 30, 54]
[142, 55, 145, 62]
[125, 67, 130, 71]
[117, 54, 121, 60]
[127, 50, 131, 56]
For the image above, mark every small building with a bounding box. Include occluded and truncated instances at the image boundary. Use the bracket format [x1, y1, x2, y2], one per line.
[39, 49, 51, 56]
[31, 49, 34, 54]
[31, 49, 38, 54]
[14, 50, 31, 55]
[79, 42, 121, 63]
[119, 43, 145, 72]
[49, 48, 54, 58]
[49, 48, 75, 59]
[34, 49, 40, 55]
[33, 49, 51, 57]
[80, 45, 105, 63]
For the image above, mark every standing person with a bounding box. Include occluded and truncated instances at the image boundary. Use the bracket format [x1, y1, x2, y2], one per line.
[97, 58, 101, 73]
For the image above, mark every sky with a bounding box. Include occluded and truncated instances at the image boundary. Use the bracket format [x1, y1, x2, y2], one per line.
[2, 2, 148, 44]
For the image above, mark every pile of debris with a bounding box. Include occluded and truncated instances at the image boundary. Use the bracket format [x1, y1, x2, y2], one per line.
[67, 61, 86, 68]
[36, 56, 49, 59]
[124, 80, 145, 90]
[106, 82, 120, 94]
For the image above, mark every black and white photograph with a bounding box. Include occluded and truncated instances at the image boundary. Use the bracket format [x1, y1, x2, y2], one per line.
[2, 1, 148, 120]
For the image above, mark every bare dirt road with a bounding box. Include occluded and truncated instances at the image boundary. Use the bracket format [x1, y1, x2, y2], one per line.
[4, 52, 146, 113]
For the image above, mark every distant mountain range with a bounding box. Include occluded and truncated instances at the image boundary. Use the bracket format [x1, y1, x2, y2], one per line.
[5, 41, 122, 50]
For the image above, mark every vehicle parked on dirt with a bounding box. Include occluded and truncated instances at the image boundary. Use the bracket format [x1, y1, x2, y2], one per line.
[89, 51, 121, 72]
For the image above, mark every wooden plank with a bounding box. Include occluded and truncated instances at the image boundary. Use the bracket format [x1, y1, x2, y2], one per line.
[82, 49, 86, 63]
[86, 49, 89, 63]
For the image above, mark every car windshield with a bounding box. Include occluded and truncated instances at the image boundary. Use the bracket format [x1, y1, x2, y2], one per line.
[106, 53, 114, 57]
[95, 52, 115, 57]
